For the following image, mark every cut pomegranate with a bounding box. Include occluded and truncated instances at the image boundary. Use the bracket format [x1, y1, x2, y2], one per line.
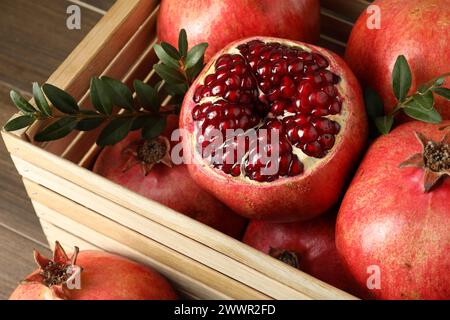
[181, 37, 368, 221]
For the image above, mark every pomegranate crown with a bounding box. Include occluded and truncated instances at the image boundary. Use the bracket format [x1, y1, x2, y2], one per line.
[22, 241, 81, 299]
[399, 129, 450, 192]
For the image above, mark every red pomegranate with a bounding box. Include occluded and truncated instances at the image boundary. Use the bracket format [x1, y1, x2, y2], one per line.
[336, 120, 450, 300]
[93, 115, 247, 239]
[10, 242, 177, 300]
[243, 211, 360, 295]
[345, 0, 450, 119]
[157, 0, 320, 61]
[180, 37, 368, 222]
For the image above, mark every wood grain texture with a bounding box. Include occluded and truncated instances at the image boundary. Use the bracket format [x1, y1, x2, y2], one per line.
[74, 0, 116, 12]
[0, 83, 48, 244]
[0, 225, 51, 300]
[0, 0, 103, 93]
[0, 0, 106, 299]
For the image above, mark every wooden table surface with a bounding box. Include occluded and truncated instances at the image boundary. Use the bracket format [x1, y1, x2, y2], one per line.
[0, 0, 115, 299]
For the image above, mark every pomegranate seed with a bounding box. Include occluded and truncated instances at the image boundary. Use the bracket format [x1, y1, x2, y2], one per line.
[272, 60, 288, 75]
[298, 125, 318, 144]
[225, 74, 241, 90]
[257, 62, 272, 78]
[303, 141, 324, 158]
[288, 59, 304, 74]
[311, 108, 330, 117]
[312, 117, 336, 134]
[288, 157, 304, 176]
[280, 76, 296, 99]
[318, 134, 335, 150]
[313, 53, 329, 69]
[309, 91, 330, 107]
[329, 100, 342, 114]
[211, 83, 226, 96]
[271, 101, 287, 116]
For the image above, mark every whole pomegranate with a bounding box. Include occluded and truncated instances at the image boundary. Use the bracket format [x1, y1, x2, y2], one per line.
[10, 242, 177, 300]
[345, 0, 450, 119]
[336, 120, 450, 299]
[93, 115, 247, 239]
[180, 37, 368, 222]
[243, 211, 360, 295]
[157, 0, 320, 61]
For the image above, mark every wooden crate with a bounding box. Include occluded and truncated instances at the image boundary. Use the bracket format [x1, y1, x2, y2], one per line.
[2, 0, 371, 299]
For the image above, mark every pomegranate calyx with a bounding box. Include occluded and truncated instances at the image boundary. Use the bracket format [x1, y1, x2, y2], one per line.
[121, 136, 172, 176]
[25, 242, 80, 288]
[399, 131, 450, 192]
[269, 248, 300, 269]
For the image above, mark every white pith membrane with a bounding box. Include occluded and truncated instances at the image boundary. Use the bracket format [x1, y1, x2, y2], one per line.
[192, 39, 349, 183]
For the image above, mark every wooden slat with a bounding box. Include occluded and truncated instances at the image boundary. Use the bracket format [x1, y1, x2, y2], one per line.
[320, 0, 370, 23]
[34, 202, 232, 300]
[71, 0, 116, 12]
[320, 9, 354, 44]
[0, 225, 51, 300]
[23, 179, 272, 300]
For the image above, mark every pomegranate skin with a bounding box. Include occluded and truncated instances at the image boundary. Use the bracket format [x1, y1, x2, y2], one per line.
[336, 120, 450, 300]
[180, 37, 368, 222]
[157, 0, 320, 61]
[10, 250, 178, 300]
[243, 212, 360, 295]
[93, 116, 247, 239]
[345, 0, 450, 119]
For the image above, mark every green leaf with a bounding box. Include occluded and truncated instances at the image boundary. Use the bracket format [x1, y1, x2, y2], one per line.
[435, 77, 445, 87]
[186, 56, 205, 82]
[43, 84, 79, 114]
[185, 43, 208, 69]
[364, 87, 384, 119]
[404, 101, 442, 123]
[153, 64, 186, 84]
[409, 91, 435, 111]
[96, 117, 134, 146]
[163, 83, 189, 96]
[10, 90, 36, 114]
[392, 55, 412, 102]
[433, 87, 450, 100]
[375, 115, 394, 135]
[100, 76, 134, 110]
[161, 42, 181, 60]
[4, 115, 35, 131]
[178, 29, 188, 58]
[90, 77, 113, 115]
[34, 117, 77, 141]
[154, 43, 180, 69]
[32, 83, 52, 116]
[76, 110, 104, 131]
[141, 115, 167, 140]
[134, 80, 160, 112]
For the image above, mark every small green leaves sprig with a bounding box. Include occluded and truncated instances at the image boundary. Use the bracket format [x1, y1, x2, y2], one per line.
[4, 29, 208, 147]
[365, 55, 450, 135]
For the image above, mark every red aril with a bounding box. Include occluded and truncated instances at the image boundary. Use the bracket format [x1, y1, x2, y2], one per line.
[243, 211, 360, 295]
[93, 115, 247, 239]
[336, 121, 450, 299]
[157, 0, 320, 61]
[180, 37, 368, 222]
[10, 242, 177, 300]
[345, 0, 450, 119]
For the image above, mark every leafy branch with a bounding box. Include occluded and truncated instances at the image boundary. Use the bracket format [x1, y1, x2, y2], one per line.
[4, 29, 208, 147]
[365, 55, 450, 135]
